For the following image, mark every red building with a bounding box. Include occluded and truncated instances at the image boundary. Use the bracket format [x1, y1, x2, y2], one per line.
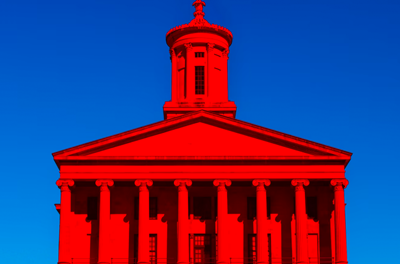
[54, 1, 351, 264]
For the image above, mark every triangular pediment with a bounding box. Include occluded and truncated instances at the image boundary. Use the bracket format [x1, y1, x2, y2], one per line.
[87, 122, 310, 157]
[53, 111, 351, 165]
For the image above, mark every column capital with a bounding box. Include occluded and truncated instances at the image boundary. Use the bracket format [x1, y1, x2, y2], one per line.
[207, 43, 215, 50]
[95, 179, 114, 187]
[252, 179, 271, 187]
[213, 179, 232, 187]
[174, 179, 192, 187]
[135, 179, 153, 187]
[184, 43, 193, 50]
[331, 179, 349, 189]
[291, 179, 310, 187]
[56, 179, 74, 191]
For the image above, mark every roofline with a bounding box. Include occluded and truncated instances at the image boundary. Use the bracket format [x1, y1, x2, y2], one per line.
[52, 110, 352, 158]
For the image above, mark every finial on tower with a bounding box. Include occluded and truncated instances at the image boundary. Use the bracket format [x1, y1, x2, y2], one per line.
[193, 0, 206, 18]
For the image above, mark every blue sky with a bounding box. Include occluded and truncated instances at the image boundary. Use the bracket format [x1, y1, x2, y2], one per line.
[0, 0, 399, 263]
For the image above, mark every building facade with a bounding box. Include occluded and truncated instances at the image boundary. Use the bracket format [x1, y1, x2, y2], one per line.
[54, 1, 351, 264]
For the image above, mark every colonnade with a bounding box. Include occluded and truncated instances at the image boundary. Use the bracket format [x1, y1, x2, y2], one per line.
[56, 179, 349, 264]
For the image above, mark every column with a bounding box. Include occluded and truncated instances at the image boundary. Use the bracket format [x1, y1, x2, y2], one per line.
[170, 48, 177, 102]
[135, 180, 153, 264]
[207, 43, 215, 98]
[185, 43, 194, 99]
[221, 49, 229, 101]
[56, 179, 74, 264]
[174, 180, 192, 264]
[96, 180, 114, 264]
[331, 179, 349, 264]
[252, 180, 271, 264]
[291, 179, 310, 264]
[213, 180, 231, 264]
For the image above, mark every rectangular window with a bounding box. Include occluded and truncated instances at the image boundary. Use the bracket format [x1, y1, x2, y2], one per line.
[248, 234, 257, 264]
[150, 197, 158, 219]
[267, 197, 271, 219]
[87, 197, 98, 220]
[247, 197, 256, 220]
[248, 234, 271, 264]
[194, 234, 212, 264]
[247, 197, 271, 220]
[195, 66, 205, 95]
[150, 234, 157, 264]
[134, 197, 139, 220]
[134, 197, 158, 220]
[193, 197, 212, 220]
[306, 197, 318, 220]
[195, 52, 204, 58]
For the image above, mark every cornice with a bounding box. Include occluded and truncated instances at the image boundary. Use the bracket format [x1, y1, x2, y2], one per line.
[53, 111, 352, 157]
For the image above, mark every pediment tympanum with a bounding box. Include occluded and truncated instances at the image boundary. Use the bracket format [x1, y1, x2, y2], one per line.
[53, 111, 351, 166]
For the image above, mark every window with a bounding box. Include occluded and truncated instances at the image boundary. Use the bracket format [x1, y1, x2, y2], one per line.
[134, 197, 158, 220]
[195, 52, 204, 58]
[194, 234, 212, 264]
[193, 197, 212, 220]
[87, 197, 98, 220]
[195, 66, 205, 95]
[150, 197, 158, 219]
[248, 234, 257, 264]
[149, 234, 157, 264]
[306, 197, 318, 220]
[247, 197, 271, 220]
[247, 197, 256, 220]
[248, 234, 271, 264]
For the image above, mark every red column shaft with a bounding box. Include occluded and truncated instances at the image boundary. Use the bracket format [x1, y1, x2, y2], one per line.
[57, 180, 74, 264]
[214, 180, 231, 264]
[97, 180, 113, 264]
[292, 180, 309, 264]
[207, 43, 215, 99]
[332, 181, 348, 264]
[175, 180, 191, 264]
[185, 43, 194, 100]
[138, 182, 150, 264]
[254, 180, 270, 264]
[171, 49, 177, 102]
[222, 49, 229, 102]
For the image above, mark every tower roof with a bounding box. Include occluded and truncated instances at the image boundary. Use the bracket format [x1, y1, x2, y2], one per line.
[166, 0, 233, 47]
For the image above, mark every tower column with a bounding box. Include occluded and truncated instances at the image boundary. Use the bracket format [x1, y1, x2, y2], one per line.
[170, 48, 177, 102]
[185, 43, 194, 100]
[56, 179, 74, 264]
[135, 180, 153, 264]
[207, 43, 215, 98]
[222, 49, 229, 101]
[96, 180, 114, 264]
[174, 180, 192, 264]
[213, 180, 232, 264]
[253, 180, 271, 264]
[291, 179, 310, 264]
[331, 179, 349, 264]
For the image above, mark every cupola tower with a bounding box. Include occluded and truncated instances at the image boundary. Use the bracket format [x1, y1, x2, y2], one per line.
[163, 0, 237, 119]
